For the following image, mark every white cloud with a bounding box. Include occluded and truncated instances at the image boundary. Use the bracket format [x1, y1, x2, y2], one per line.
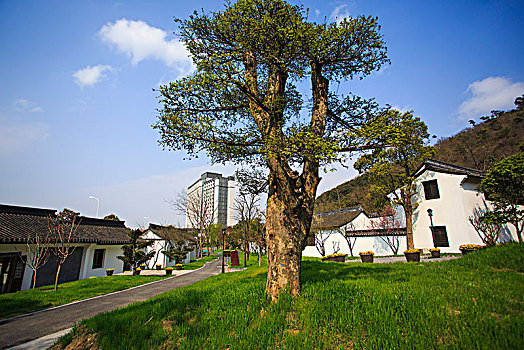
[99, 18, 194, 77]
[314, 9, 321, 16]
[0, 114, 49, 157]
[391, 105, 412, 113]
[13, 99, 43, 113]
[458, 76, 524, 119]
[73, 64, 112, 87]
[330, 4, 351, 23]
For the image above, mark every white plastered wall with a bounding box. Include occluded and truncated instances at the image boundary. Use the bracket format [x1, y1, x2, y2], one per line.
[412, 170, 518, 253]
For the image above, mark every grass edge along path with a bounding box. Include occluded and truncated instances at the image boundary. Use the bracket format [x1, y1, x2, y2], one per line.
[0, 274, 168, 320]
[59, 243, 523, 349]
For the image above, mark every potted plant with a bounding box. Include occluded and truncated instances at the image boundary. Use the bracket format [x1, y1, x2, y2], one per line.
[133, 267, 141, 276]
[429, 248, 440, 258]
[459, 244, 484, 255]
[175, 263, 183, 270]
[156, 264, 162, 270]
[404, 249, 421, 262]
[106, 268, 114, 276]
[165, 267, 173, 275]
[321, 253, 347, 262]
[140, 264, 146, 270]
[359, 251, 374, 263]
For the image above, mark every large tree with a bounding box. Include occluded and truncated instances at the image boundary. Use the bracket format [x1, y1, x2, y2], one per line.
[154, 0, 388, 299]
[354, 110, 436, 250]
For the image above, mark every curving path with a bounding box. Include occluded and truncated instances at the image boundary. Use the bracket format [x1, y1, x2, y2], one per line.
[0, 259, 220, 349]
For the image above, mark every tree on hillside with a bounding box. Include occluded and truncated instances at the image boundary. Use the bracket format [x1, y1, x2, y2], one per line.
[117, 229, 155, 272]
[478, 151, 524, 243]
[154, 0, 389, 300]
[514, 94, 523, 111]
[355, 110, 436, 250]
[47, 208, 81, 291]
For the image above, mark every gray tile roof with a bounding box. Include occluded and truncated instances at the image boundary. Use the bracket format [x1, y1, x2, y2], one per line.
[0, 204, 130, 244]
[147, 224, 197, 242]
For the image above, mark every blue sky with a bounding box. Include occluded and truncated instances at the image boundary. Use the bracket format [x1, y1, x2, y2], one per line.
[1, 0, 523, 227]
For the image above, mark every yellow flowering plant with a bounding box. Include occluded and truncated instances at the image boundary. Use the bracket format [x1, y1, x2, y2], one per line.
[404, 249, 420, 253]
[459, 244, 484, 250]
[428, 248, 440, 252]
[106, 268, 115, 272]
[321, 253, 348, 259]
[166, 267, 174, 271]
[359, 251, 375, 256]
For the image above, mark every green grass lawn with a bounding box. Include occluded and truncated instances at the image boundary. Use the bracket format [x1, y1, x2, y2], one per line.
[0, 275, 168, 320]
[183, 255, 218, 270]
[59, 243, 523, 349]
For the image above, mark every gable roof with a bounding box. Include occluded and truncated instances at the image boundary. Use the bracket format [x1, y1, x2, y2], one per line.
[146, 224, 197, 242]
[0, 204, 130, 244]
[414, 159, 485, 178]
[311, 207, 363, 231]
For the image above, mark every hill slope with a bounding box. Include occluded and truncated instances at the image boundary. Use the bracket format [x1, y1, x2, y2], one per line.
[316, 107, 524, 213]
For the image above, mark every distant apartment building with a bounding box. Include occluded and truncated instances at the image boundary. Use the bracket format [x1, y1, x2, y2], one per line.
[185, 172, 235, 229]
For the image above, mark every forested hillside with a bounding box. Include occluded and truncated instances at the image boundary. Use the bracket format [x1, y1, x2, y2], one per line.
[315, 105, 524, 213]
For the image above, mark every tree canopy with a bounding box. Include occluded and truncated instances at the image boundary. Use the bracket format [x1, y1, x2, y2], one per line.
[154, 0, 390, 300]
[355, 109, 436, 250]
[478, 150, 524, 243]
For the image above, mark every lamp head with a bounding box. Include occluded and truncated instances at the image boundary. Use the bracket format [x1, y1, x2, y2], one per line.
[427, 208, 433, 217]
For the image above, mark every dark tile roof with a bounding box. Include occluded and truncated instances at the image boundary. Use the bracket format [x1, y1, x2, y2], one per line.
[312, 207, 363, 230]
[414, 159, 485, 178]
[0, 204, 130, 244]
[344, 227, 406, 237]
[147, 224, 197, 242]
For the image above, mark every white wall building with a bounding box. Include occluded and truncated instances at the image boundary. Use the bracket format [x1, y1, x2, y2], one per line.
[0, 204, 130, 293]
[410, 160, 518, 253]
[141, 224, 197, 268]
[302, 207, 407, 257]
[186, 172, 235, 229]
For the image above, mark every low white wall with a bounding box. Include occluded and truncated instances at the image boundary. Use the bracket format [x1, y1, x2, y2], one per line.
[302, 232, 407, 257]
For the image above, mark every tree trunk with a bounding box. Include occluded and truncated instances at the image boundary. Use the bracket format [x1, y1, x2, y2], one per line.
[32, 269, 37, 289]
[265, 186, 305, 300]
[404, 205, 414, 250]
[258, 250, 262, 267]
[265, 155, 319, 300]
[54, 263, 62, 291]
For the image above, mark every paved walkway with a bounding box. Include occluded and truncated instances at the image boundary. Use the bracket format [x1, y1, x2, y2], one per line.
[0, 259, 220, 349]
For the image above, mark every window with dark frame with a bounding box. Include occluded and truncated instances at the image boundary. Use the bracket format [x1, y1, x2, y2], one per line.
[92, 249, 105, 269]
[423, 179, 440, 200]
[431, 226, 449, 247]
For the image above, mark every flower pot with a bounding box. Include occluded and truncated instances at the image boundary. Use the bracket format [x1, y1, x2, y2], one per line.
[156, 265, 162, 270]
[175, 266, 182, 270]
[166, 269, 173, 275]
[461, 248, 476, 256]
[106, 270, 114, 276]
[133, 269, 141, 276]
[404, 252, 420, 262]
[360, 254, 373, 263]
[430, 250, 440, 258]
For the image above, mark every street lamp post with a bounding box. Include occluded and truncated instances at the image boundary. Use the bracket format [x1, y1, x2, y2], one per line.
[243, 220, 247, 268]
[427, 208, 435, 245]
[88, 196, 99, 218]
[221, 228, 226, 274]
